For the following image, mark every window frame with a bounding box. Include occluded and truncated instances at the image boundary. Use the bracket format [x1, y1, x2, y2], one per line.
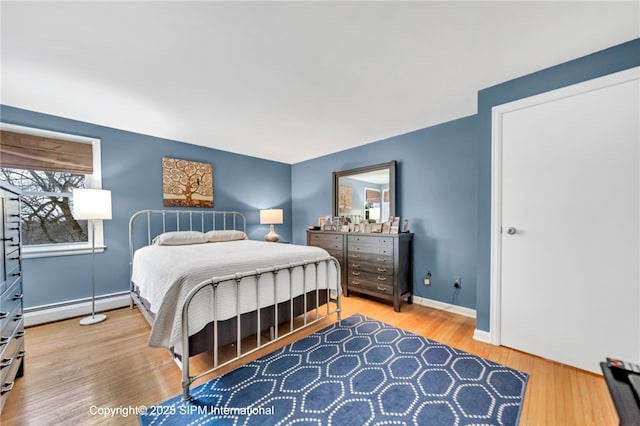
[0, 122, 104, 259]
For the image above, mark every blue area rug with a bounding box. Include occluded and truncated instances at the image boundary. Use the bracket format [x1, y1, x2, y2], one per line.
[139, 314, 528, 425]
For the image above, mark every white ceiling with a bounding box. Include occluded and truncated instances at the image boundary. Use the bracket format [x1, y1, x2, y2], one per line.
[1, 1, 638, 164]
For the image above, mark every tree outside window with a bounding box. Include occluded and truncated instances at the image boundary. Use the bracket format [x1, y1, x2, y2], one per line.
[0, 168, 88, 245]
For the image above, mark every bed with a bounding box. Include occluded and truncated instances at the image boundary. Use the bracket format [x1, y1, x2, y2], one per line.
[128, 209, 341, 400]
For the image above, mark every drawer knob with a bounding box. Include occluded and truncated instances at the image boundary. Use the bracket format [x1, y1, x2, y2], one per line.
[352, 264, 360, 268]
[0, 357, 13, 369]
[377, 286, 387, 292]
[0, 312, 7, 320]
[351, 254, 361, 259]
[377, 276, 387, 281]
[377, 268, 387, 272]
[1, 381, 15, 395]
[377, 258, 387, 262]
[15, 331, 25, 339]
[13, 294, 23, 301]
[0, 337, 8, 345]
[351, 271, 361, 276]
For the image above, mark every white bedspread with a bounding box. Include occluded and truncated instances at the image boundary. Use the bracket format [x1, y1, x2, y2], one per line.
[131, 240, 338, 349]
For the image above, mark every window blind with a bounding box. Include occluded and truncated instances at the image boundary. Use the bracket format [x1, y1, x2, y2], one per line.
[365, 189, 381, 203]
[0, 130, 93, 174]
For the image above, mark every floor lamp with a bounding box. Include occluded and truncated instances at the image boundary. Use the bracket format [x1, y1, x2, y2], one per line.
[72, 188, 112, 326]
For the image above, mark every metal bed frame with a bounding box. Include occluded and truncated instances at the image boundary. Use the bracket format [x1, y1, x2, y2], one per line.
[128, 209, 341, 400]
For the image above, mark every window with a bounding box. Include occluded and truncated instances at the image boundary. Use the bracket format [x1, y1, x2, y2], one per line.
[0, 123, 104, 258]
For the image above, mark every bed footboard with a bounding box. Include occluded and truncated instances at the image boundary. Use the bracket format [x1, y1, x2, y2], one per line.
[180, 257, 341, 401]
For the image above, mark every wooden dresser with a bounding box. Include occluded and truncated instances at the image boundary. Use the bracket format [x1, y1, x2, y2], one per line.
[0, 183, 24, 413]
[307, 230, 413, 311]
[306, 231, 347, 295]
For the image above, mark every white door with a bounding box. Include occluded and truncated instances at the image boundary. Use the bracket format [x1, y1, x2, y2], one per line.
[491, 68, 640, 374]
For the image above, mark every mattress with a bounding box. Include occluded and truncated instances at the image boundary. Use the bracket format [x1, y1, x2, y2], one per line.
[131, 240, 338, 349]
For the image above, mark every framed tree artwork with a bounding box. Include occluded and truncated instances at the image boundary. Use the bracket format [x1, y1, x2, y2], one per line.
[162, 157, 213, 207]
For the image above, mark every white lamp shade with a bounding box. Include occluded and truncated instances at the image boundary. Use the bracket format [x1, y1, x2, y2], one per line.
[259, 208, 283, 225]
[73, 188, 112, 220]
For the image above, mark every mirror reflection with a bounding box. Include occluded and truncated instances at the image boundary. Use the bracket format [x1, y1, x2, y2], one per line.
[333, 161, 396, 224]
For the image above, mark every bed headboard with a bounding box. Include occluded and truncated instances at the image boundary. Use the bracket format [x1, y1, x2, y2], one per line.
[128, 208, 247, 260]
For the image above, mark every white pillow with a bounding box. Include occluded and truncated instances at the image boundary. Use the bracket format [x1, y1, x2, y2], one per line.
[152, 231, 208, 246]
[205, 230, 248, 242]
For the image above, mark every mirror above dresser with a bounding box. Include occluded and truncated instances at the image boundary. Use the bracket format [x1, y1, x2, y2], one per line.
[332, 160, 396, 224]
[309, 160, 413, 312]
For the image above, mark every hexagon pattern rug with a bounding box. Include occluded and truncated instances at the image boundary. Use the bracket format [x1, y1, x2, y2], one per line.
[139, 314, 528, 425]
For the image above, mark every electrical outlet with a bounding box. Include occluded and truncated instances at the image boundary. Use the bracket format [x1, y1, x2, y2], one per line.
[424, 271, 432, 285]
[454, 277, 461, 289]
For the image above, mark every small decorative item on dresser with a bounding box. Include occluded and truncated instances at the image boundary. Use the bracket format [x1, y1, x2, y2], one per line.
[390, 217, 401, 234]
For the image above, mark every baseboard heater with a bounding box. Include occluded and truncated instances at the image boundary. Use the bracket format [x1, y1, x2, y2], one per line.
[23, 292, 130, 327]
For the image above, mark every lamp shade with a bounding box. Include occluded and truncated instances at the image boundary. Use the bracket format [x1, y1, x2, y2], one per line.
[72, 188, 112, 220]
[259, 208, 283, 225]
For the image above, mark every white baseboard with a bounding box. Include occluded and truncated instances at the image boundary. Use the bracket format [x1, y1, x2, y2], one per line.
[24, 292, 131, 327]
[413, 295, 476, 318]
[412, 296, 494, 345]
[473, 329, 492, 344]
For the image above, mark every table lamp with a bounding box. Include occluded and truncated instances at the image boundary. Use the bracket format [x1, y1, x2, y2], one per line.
[259, 208, 283, 242]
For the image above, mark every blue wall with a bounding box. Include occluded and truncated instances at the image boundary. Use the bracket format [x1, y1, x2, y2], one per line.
[3, 38, 639, 323]
[293, 38, 640, 324]
[0, 106, 292, 309]
[292, 115, 479, 310]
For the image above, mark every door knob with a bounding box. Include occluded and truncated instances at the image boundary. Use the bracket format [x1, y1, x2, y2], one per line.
[506, 227, 517, 235]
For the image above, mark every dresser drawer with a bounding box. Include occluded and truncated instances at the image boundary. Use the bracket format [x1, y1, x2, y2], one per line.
[2, 227, 20, 248]
[1, 278, 22, 307]
[0, 340, 24, 412]
[309, 233, 344, 250]
[4, 247, 20, 278]
[0, 317, 24, 364]
[0, 302, 23, 340]
[0, 337, 23, 389]
[346, 251, 392, 265]
[322, 249, 343, 260]
[348, 235, 394, 246]
[348, 235, 393, 255]
[348, 258, 393, 276]
[1, 279, 23, 332]
[4, 197, 20, 223]
[348, 272, 394, 295]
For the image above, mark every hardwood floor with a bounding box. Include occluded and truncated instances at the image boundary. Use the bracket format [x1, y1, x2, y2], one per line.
[2, 296, 618, 425]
